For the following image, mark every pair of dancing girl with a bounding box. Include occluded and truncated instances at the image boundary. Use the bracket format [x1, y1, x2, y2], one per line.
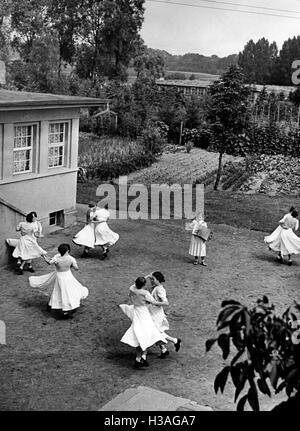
[265, 206, 300, 265]
[72, 202, 119, 260]
[119, 272, 182, 368]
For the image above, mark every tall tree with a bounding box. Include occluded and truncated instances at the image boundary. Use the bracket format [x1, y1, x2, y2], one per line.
[207, 66, 250, 190]
[134, 47, 165, 81]
[238, 38, 278, 84]
[0, 0, 12, 63]
[77, 0, 145, 80]
[274, 36, 300, 85]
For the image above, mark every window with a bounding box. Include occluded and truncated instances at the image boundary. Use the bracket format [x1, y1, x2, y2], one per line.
[49, 210, 65, 227]
[13, 125, 35, 174]
[48, 122, 68, 168]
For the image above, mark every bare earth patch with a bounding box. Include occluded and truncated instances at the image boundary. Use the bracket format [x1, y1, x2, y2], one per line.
[0, 212, 296, 411]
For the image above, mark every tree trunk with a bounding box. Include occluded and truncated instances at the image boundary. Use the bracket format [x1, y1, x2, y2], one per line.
[214, 152, 223, 190]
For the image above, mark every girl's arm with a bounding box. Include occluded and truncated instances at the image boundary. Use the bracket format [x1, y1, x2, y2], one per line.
[71, 258, 79, 271]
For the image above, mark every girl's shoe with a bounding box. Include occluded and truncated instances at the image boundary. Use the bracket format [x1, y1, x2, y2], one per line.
[193, 260, 199, 265]
[133, 360, 144, 369]
[46, 304, 52, 312]
[141, 358, 149, 367]
[277, 255, 283, 263]
[159, 350, 170, 359]
[27, 266, 35, 273]
[174, 338, 182, 352]
[101, 252, 108, 260]
[288, 259, 292, 266]
[201, 260, 207, 266]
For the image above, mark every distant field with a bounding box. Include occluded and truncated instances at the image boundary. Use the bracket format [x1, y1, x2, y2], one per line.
[127, 68, 220, 81]
[165, 70, 220, 81]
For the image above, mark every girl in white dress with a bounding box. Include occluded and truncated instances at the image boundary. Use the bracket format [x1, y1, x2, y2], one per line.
[6, 211, 48, 274]
[146, 272, 181, 359]
[73, 202, 98, 257]
[264, 208, 300, 265]
[29, 243, 89, 318]
[119, 277, 167, 368]
[94, 204, 119, 260]
[188, 213, 208, 266]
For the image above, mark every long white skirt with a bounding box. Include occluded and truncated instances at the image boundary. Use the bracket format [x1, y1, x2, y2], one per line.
[189, 235, 206, 257]
[29, 270, 89, 311]
[264, 226, 300, 255]
[7, 235, 47, 260]
[119, 304, 166, 351]
[149, 306, 170, 333]
[94, 222, 119, 247]
[73, 223, 95, 248]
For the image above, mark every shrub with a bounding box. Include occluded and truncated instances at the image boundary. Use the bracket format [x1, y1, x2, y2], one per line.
[182, 127, 212, 149]
[137, 124, 166, 156]
[78, 133, 159, 181]
[206, 297, 300, 411]
[185, 140, 194, 153]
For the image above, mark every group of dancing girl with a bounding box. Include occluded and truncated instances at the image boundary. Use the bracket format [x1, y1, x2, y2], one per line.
[4, 204, 214, 366]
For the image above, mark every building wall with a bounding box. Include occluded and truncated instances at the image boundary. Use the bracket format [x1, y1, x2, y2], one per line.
[0, 203, 25, 267]
[0, 107, 81, 265]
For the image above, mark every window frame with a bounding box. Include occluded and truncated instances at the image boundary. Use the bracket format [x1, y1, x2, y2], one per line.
[48, 121, 70, 169]
[13, 123, 38, 175]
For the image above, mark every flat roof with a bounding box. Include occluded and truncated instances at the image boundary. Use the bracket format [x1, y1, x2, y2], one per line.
[0, 89, 107, 111]
[156, 79, 213, 88]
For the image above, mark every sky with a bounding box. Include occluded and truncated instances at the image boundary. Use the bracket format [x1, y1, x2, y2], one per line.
[140, 0, 300, 57]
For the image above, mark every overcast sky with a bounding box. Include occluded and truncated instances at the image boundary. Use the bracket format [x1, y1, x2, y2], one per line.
[140, 0, 300, 57]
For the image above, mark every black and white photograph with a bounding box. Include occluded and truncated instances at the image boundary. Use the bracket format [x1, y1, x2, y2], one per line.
[1, 0, 300, 415]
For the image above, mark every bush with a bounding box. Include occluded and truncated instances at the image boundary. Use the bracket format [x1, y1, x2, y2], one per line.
[185, 140, 194, 153]
[182, 126, 212, 149]
[206, 297, 300, 411]
[137, 124, 166, 156]
[78, 133, 160, 181]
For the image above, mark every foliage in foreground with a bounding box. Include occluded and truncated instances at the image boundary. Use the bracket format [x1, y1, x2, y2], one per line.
[206, 297, 300, 411]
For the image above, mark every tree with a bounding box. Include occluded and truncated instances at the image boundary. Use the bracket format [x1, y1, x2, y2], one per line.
[134, 48, 165, 81]
[238, 38, 278, 84]
[274, 36, 300, 85]
[205, 297, 300, 411]
[0, 0, 12, 63]
[77, 0, 145, 80]
[206, 66, 250, 190]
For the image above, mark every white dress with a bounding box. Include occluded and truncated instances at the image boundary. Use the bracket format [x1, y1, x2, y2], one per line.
[119, 285, 166, 351]
[7, 221, 47, 260]
[189, 219, 207, 257]
[94, 208, 119, 247]
[29, 254, 89, 311]
[149, 284, 170, 334]
[73, 209, 96, 248]
[264, 213, 300, 256]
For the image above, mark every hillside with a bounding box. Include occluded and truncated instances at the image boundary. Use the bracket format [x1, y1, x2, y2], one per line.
[148, 48, 238, 75]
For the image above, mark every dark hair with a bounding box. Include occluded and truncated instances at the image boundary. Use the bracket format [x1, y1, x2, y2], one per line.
[26, 211, 37, 223]
[104, 203, 109, 210]
[291, 209, 298, 218]
[88, 202, 96, 208]
[289, 207, 295, 213]
[152, 271, 165, 283]
[58, 243, 71, 256]
[135, 276, 146, 289]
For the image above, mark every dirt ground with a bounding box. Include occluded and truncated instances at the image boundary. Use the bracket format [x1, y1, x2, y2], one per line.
[0, 206, 299, 411]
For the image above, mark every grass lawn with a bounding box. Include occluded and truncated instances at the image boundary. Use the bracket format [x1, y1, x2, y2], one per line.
[77, 180, 300, 233]
[0, 196, 298, 411]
